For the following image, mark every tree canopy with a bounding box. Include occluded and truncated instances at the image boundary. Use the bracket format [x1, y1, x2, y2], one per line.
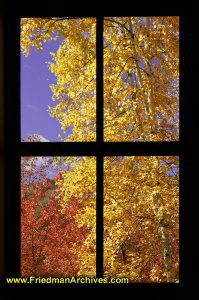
[103, 156, 179, 282]
[53, 155, 179, 282]
[20, 17, 179, 282]
[20, 16, 179, 141]
[21, 154, 178, 282]
[21, 156, 96, 277]
[104, 17, 179, 141]
[21, 17, 96, 141]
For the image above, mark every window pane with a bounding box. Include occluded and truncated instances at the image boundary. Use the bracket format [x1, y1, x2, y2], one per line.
[104, 17, 179, 141]
[104, 156, 179, 282]
[20, 18, 96, 142]
[21, 156, 96, 277]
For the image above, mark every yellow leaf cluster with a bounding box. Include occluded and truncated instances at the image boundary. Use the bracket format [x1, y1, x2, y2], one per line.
[21, 17, 96, 141]
[103, 156, 179, 281]
[104, 17, 179, 141]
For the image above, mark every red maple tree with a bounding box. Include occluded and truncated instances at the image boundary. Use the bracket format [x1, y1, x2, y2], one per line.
[21, 157, 88, 277]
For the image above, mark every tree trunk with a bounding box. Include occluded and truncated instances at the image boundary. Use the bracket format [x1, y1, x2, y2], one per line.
[127, 17, 153, 126]
[153, 157, 174, 282]
[159, 217, 173, 282]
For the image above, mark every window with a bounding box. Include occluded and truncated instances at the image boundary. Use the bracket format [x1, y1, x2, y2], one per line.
[5, 16, 181, 284]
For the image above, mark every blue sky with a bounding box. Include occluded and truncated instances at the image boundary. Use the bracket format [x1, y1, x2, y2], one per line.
[21, 38, 72, 142]
[21, 156, 59, 180]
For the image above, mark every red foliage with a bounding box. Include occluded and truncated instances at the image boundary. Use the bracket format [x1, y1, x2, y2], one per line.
[21, 157, 88, 277]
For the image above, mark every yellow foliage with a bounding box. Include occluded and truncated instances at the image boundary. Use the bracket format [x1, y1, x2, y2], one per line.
[104, 16, 179, 141]
[54, 156, 96, 276]
[21, 17, 178, 142]
[103, 156, 179, 281]
[21, 17, 96, 141]
[53, 156, 178, 281]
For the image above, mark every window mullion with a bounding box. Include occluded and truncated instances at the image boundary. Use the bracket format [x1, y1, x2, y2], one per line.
[96, 16, 104, 278]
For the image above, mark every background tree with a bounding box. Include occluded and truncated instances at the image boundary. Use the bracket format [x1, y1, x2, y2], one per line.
[21, 156, 92, 277]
